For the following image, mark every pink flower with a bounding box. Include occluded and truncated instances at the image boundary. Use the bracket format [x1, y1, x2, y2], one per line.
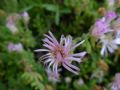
[35, 31, 86, 75]
[91, 18, 111, 37]
[92, 11, 120, 56]
[8, 42, 23, 52]
[91, 11, 117, 38]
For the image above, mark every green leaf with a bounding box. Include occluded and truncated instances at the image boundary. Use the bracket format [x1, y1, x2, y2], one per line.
[41, 4, 58, 12]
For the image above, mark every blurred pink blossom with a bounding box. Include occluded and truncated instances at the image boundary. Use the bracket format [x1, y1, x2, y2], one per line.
[6, 13, 21, 34]
[92, 11, 117, 38]
[105, 11, 117, 23]
[8, 42, 23, 52]
[91, 11, 120, 56]
[110, 73, 120, 90]
[91, 17, 111, 37]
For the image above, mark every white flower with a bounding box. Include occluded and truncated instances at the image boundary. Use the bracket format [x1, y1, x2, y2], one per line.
[100, 34, 120, 56]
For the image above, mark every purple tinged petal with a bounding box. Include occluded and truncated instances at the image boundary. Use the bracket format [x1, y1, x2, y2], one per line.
[34, 49, 49, 52]
[44, 34, 58, 45]
[71, 51, 87, 57]
[48, 60, 55, 68]
[66, 57, 81, 63]
[105, 11, 117, 22]
[43, 38, 56, 47]
[63, 63, 79, 75]
[39, 53, 51, 59]
[53, 63, 58, 74]
[91, 18, 110, 37]
[43, 44, 54, 50]
[44, 59, 52, 64]
[40, 54, 50, 61]
[64, 36, 72, 48]
[65, 62, 80, 71]
[48, 31, 59, 45]
[71, 40, 85, 50]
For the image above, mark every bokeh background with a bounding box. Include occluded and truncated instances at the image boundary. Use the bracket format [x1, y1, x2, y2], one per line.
[0, 0, 120, 90]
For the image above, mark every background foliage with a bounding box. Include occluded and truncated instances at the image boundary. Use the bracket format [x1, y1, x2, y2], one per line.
[0, 0, 120, 90]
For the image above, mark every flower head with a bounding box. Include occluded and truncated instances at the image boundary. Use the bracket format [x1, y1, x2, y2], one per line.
[35, 31, 86, 75]
[100, 34, 120, 56]
[92, 11, 117, 38]
[91, 11, 120, 56]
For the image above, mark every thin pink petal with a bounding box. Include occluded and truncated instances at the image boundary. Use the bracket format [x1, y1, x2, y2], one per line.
[48, 60, 55, 68]
[71, 51, 86, 57]
[34, 49, 49, 52]
[43, 38, 56, 47]
[43, 44, 54, 50]
[66, 57, 81, 63]
[65, 62, 80, 71]
[72, 40, 85, 50]
[63, 63, 79, 75]
[48, 31, 59, 45]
